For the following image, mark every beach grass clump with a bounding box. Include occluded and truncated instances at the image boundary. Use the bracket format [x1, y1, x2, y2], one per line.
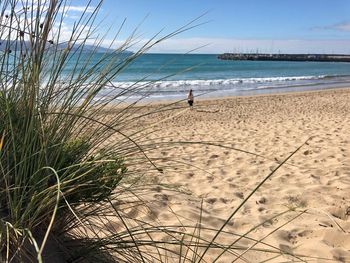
[0, 0, 218, 261]
[0, 0, 158, 261]
[0, 0, 312, 262]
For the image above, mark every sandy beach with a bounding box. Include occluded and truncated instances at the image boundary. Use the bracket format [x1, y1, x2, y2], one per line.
[110, 87, 350, 262]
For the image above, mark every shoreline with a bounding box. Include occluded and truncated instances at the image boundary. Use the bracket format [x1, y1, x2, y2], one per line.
[196, 85, 350, 103]
[134, 85, 350, 107]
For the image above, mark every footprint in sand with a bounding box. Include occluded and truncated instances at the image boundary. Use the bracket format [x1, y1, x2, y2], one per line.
[277, 229, 307, 245]
[226, 177, 234, 182]
[154, 193, 170, 203]
[256, 196, 267, 204]
[303, 150, 311, 155]
[327, 206, 350, 221]
[152, 186, 162, 192]
[210, 154, 219, 159]
[229, 183, 238, 189]
[220, 169, 227, 176]
[206, 159, 214, 165]
[258, 206, 266, 212]
[125, 207, 140, 218]
[206, 197, 217, 204]
[187, 172, 194, 178]
[331, 248, 350, 263]
[220, 197, 229, 204]
[106, 221, 122, 232]
[206, 175, 214, 182]
[259, 215, 278, 227]
[147, 207, 159, 220]
[279, 244, 293, 254]
[234, 192, 244, 199]
[323, 230, 350, 250]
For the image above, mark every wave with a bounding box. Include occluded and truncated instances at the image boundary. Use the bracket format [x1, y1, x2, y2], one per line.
[109, 75, 336, 91]
[92, 74, 350, 101]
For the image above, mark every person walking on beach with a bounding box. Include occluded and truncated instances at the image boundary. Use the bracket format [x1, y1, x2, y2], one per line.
[187, 89, 194, 108]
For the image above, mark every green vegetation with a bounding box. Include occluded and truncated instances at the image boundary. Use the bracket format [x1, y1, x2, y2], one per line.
[0, 0, 159, 261]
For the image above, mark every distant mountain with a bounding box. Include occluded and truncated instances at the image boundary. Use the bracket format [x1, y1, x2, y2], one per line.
[62, 44, 133, 54]
[0, 40, 133, 54]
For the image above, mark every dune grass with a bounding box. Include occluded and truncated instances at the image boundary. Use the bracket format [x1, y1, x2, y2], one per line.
[0, 0, 176, 261]
[0, 1, 313, 262]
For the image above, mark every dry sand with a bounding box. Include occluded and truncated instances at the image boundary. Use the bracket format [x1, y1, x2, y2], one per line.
[111, 88, 350, 262]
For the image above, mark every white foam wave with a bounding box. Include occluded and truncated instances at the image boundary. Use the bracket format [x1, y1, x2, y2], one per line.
[109, 75, 327, 91]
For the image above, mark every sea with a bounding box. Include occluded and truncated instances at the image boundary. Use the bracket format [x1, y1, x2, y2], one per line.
[68, 53, 350, 102]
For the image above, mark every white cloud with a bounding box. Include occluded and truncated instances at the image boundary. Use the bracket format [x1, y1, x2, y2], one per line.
[4, 2, 96, 15]
[125, 37, 350, 54]
[65, 6, 96, 14]
[67, 14, 83, 20]
[59, 36, 349, 55]
[313, 21, 350, 32]
[0, 1, 98, 43]
[332, 22, 350, 32]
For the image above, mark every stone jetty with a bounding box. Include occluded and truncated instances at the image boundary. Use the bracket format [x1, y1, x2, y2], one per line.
[218, 53, 350, 62]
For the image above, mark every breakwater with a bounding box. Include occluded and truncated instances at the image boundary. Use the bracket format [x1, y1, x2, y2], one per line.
[218, 53, 350, 62]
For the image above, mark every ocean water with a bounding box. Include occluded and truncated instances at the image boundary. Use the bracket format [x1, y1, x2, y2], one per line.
[65, 53, 350, 101]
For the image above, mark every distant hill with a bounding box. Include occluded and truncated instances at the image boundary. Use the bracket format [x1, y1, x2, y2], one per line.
[0, 40, 132, 54]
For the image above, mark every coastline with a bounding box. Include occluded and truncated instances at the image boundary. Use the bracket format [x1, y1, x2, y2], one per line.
[123, 78, 350, 106]
[196, 85, 350, 104]
[99, 53, 350, 104]
[133, 85, 350, 107]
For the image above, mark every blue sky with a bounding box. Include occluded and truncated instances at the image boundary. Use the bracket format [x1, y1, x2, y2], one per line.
[66, 0, 350, 53]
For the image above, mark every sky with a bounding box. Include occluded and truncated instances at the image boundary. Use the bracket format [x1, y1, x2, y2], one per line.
[13, 0, 350, 54]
